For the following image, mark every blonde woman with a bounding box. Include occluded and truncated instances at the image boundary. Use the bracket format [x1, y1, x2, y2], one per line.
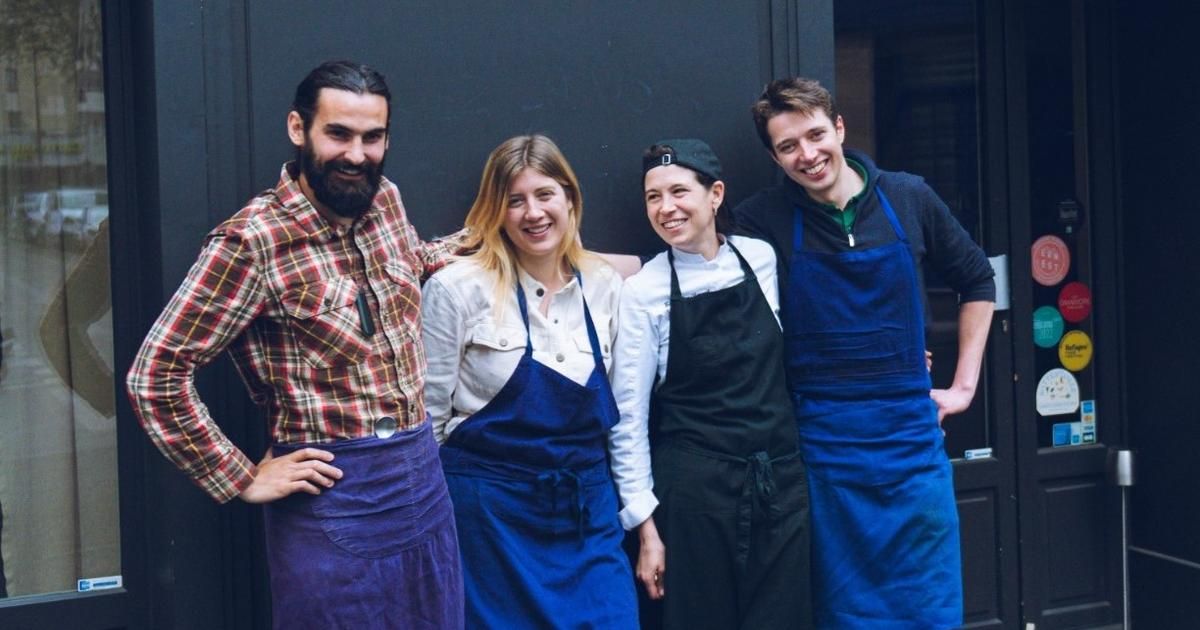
[422, 135, 637, 628]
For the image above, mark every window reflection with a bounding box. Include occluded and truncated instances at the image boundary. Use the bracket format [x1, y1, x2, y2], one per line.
[0, 0, 119, 599]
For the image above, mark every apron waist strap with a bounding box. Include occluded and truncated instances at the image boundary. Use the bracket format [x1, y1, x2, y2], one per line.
[664, 442, 798, 506]
[441, 447, 608, 541]
[440, 445, 607, 480]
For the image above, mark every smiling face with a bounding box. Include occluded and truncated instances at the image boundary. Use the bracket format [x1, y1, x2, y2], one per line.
[643, 164, 724, 259]
[766, 109, 849, 204]
[287, 88, 389, 222]
[502, 167, 572, 268]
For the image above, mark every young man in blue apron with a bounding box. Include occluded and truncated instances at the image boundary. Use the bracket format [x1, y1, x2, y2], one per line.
[734, 77, 996, 629]
[127, 61, 464, 628]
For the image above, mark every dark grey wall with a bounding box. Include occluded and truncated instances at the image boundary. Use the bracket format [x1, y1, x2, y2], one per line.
[102, 2, 832, 629]
[243, 1, 831, 256]
[1115, 0, 1200, 626]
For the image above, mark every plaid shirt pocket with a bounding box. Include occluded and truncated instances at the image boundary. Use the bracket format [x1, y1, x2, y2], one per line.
[281, 277, 373, 368]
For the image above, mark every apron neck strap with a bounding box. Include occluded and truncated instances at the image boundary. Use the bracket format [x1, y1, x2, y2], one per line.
[873, 186, 907, 242]
[514, 269, 606, 366]
[792, 185, 908, 250]
[667, 237, 752, 299]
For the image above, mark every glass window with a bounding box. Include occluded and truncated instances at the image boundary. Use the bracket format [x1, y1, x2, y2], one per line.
[1026, 1, 1097, 450]
[0, 0, 119, 600]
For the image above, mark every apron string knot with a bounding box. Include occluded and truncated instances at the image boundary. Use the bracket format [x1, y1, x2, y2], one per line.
[748, 450, 778, 503]
[536, 468, 588, 541]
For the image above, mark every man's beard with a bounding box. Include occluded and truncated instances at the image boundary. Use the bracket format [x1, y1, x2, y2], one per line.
[297, 140, 385, 220]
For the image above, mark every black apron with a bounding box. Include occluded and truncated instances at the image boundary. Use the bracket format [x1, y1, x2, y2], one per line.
[651, 241, 812, 630]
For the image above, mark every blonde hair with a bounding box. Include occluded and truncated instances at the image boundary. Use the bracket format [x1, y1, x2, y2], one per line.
[462, 134, 593, 318]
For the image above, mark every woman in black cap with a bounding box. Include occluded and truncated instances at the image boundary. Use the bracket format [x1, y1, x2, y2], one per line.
[609, 139, 813, 629]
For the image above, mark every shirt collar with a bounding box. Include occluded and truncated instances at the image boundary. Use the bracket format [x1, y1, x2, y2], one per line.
[670, 235, 729, 265]
[517, 266, 579, 297]
[817, 157, 869, 215]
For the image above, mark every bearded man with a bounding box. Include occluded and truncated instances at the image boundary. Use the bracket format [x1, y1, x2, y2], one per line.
[126, 60, 464, 629]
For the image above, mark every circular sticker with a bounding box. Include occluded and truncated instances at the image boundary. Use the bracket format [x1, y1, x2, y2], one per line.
[1036, 368, 1080, 416]
[1058, 330, 1094, 372]
[1032, 235, 1070, 286]
[1058, 281, 1092, 323]
[1033, 306, 1065, 348]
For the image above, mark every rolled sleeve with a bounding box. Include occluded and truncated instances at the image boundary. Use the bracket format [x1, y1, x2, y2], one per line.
[608, 282, 661, 530]
[126, 233, 264, 503]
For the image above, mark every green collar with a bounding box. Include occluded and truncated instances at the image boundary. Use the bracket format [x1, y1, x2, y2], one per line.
[815, 158, 868, 235]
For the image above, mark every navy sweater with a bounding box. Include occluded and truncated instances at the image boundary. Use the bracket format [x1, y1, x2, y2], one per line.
[733, 149, 996, 327]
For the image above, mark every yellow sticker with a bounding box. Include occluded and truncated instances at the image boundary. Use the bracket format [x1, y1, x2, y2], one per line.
[1058, 330, 1093, 372]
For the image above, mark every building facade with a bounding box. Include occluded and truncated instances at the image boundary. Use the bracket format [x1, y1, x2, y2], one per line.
[0, 1, 1194, 628]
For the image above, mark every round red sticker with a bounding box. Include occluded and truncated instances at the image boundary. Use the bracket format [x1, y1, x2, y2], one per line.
[1032, 235, 1070, 286]
[1058, 281, 1092, 323]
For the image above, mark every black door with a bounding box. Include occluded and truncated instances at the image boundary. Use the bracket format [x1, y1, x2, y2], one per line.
[1007, 1, 1125, 628]
[835, 1, 1123, 628]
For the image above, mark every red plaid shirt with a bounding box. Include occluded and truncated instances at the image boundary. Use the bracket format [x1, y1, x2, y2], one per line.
[127, 164, 461, 502]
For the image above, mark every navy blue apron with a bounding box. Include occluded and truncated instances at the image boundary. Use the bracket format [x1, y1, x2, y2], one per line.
[263, 421, 464, 630]
[786, 188, 962, 629]
[649, 242, 812, 630]
[439, 274, 637, 629]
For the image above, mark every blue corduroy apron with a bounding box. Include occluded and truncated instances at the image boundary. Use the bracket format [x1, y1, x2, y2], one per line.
[440, 275, 637, 629]
[786, 188, 962, 629]
[264, 421, 464, 629]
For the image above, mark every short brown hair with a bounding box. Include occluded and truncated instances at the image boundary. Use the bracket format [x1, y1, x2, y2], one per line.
[751, 77, 836, 150]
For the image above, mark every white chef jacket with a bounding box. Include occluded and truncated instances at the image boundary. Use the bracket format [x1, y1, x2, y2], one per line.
[609, 235, 781, 530]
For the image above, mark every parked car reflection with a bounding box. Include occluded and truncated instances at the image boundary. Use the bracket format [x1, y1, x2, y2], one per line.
[9, 188, 108, 247]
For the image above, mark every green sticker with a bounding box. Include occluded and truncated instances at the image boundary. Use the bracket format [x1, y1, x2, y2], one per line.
[1033, 306, 1064, 348]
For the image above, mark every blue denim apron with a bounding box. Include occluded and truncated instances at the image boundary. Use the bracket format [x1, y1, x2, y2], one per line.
[440, 275, 637, 629]
[264, 421, 464, 629]
[786, 188, 962, 629]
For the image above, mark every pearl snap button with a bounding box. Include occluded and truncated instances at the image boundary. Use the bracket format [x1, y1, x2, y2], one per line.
[374, 416, 398, 439]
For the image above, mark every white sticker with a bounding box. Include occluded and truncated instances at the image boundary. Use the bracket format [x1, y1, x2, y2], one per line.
[964, 447, 994, 460]
[1036, 368, 1080, 416]
[78, 575, 123, 592]
[989, 255, 1010, 311]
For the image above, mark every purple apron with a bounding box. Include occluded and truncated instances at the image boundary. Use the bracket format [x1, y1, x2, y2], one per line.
[264, 421, 463, 629]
